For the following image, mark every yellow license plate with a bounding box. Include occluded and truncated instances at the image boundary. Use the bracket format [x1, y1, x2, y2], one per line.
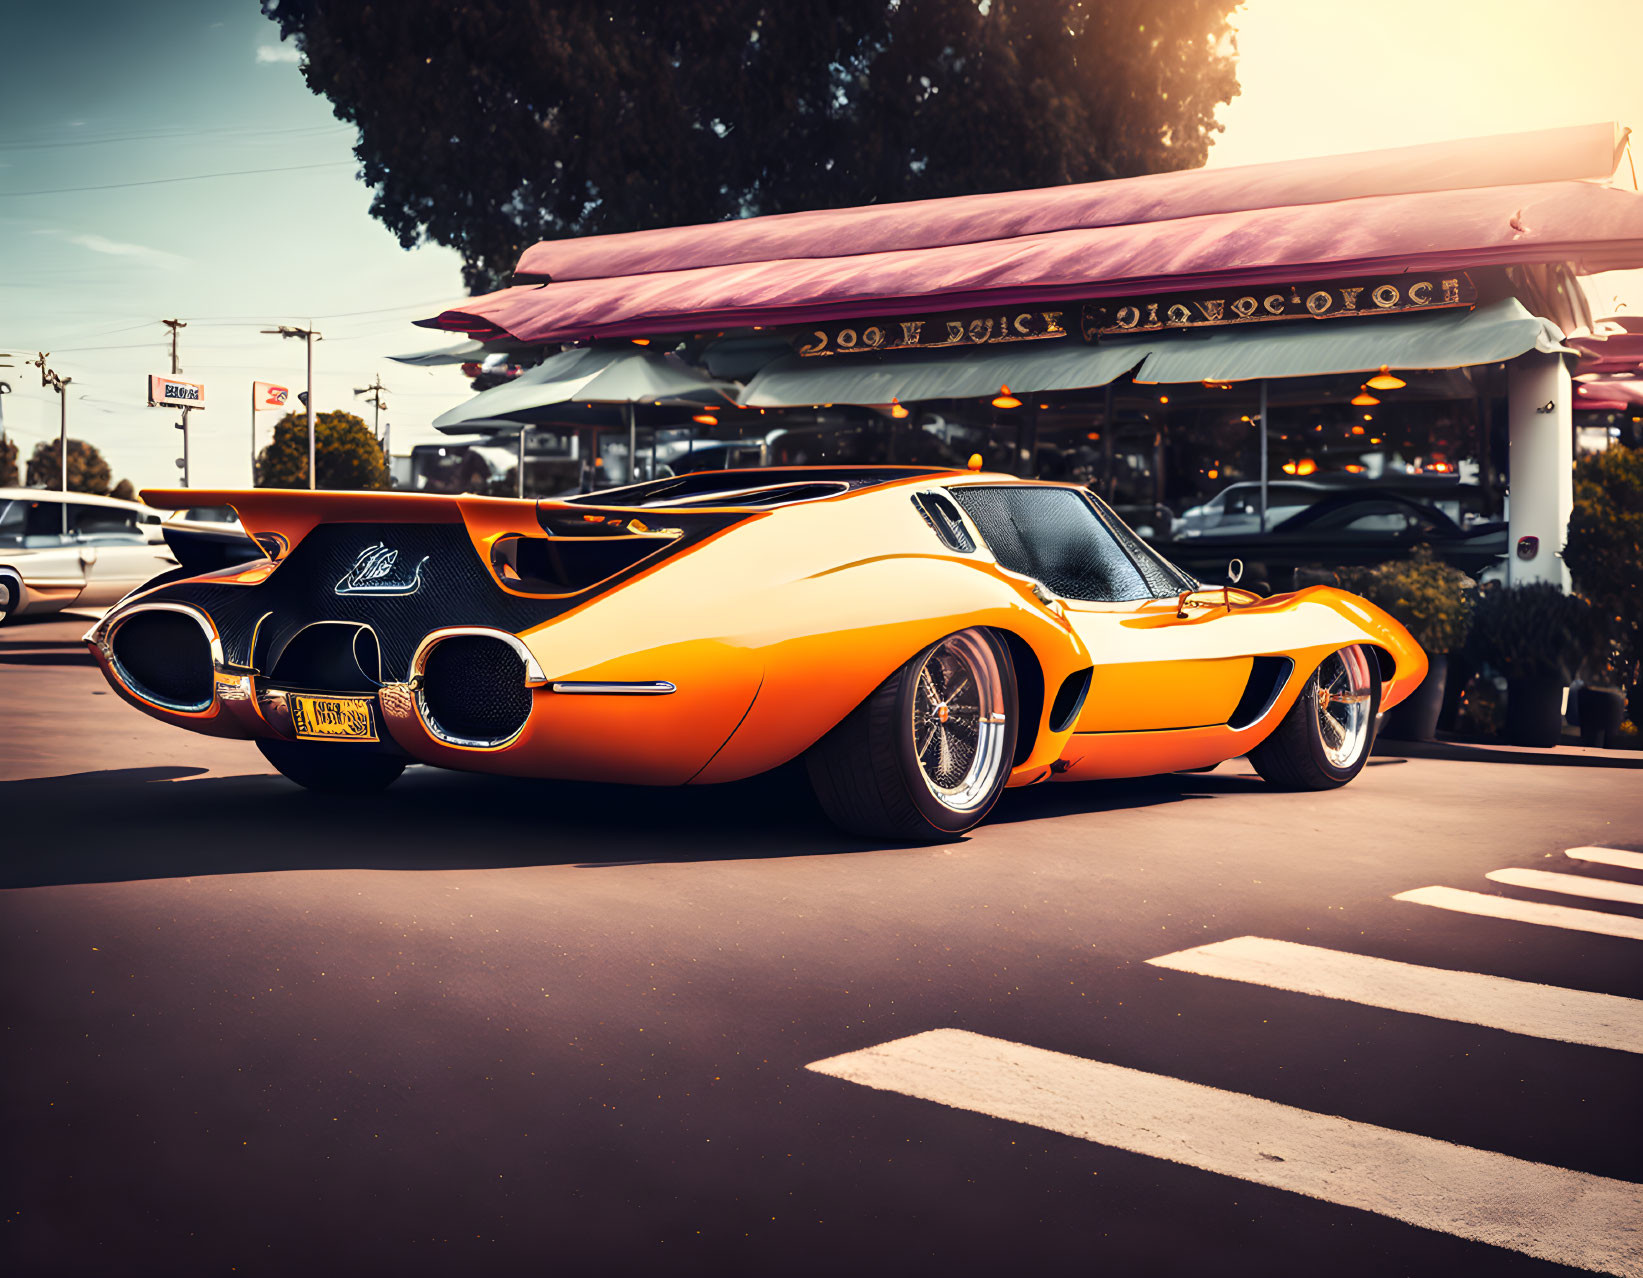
[289, 693, 377, 742]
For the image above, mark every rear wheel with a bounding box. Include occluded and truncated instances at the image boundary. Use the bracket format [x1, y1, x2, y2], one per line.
[1248, 645, 1379, 790]
[256, 739, 406, 793]
[806, 628, 1018, 841]
[0, 574, 19, 626]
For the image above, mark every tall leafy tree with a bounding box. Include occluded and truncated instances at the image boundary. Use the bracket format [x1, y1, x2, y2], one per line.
[257, 410, 389, 490]
[26, 438, 111, 494]
[263, 0, 1240, 289]
[0, 436, 16, 488]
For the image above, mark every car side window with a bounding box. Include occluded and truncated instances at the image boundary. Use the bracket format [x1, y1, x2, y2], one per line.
[949, 486, 1153, 602]
[0, 501, 21, 548]
[71, 504, 144, 543]
[22, 499, 68, 543]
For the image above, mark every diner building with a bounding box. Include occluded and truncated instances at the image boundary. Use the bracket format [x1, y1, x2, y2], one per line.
[406, 122, 1643, 591]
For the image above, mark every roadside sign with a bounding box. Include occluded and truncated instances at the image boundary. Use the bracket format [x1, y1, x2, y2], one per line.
[149, 374, 206, 410]
[253, 381, 289, 409]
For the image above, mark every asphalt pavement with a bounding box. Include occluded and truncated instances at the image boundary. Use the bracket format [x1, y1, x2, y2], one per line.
[3, 614, 1641, 1277]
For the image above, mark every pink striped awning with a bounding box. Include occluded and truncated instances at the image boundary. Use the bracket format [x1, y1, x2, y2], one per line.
[418, 123, 1643, 345]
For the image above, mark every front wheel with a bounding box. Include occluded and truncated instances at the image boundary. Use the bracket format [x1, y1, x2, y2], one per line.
[257, 739, 406, 793]
[1247, 645, 1380, 790]
[806, 628, 1018, 841]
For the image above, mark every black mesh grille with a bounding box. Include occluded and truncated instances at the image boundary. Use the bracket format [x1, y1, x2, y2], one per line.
[951, 487, 1151, 603]
[420, 636, 532, 743]
[112, 611, 213, 709]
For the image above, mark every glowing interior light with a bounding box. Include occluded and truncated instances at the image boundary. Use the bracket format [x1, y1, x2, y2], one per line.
[991, 385, 1022, 409]
[1350, 387, 1380, 406]
[889, 398, 910, 419]
[1366, 365, 1406, 391]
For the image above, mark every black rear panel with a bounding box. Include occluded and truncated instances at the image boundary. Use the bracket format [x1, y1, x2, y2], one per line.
[146, 516, 742, 681]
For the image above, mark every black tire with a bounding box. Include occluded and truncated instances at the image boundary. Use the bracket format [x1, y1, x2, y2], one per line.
[256, 739, 407, 793]
[0, 574, 19, 626]
[806, 628, 1019, 841]
[1248, 645, 1381, 790]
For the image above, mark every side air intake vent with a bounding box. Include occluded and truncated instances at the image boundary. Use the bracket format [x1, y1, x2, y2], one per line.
[491, 532, 671, 595]
[1048, 667, 1093, 733]
[911, 492, 975, 552]
[1228, 656, 1295, 730]
[417, 635, 533, 747]
[111, 610, 213, 711]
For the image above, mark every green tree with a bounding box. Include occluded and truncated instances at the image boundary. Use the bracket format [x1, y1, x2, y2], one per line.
[0, 436, 16, 488]
[257, 409, 388, 490]
[1564, 443, 1643, 688]
[26, 438, 112, 494]
[262, 0, 1241, 290]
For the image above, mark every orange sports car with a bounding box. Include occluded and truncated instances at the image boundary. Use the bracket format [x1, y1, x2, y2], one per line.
[86, 466, 1425, 841]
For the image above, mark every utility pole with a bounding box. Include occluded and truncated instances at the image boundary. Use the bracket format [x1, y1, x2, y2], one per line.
[353, 374, 388, 441]
[263, 325, 321, 488]
[27, 352, 70, 532]
[0, 349, 13, 468]
[163, 318, 190, 486]
[354, 374, 390, 486]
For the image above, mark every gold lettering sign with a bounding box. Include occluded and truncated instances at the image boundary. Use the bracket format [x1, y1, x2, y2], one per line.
[1081, 272, 1476, 339]
[794, 306, 1072, 356]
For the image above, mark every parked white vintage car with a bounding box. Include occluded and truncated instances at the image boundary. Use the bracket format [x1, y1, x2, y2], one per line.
[0, 488, 176, 624]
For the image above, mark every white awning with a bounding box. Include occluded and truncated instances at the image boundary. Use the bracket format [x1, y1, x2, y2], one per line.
[1132, 298, 1569, 384]
[433, 345, 737, 432]
[741, 340, 1149, 407]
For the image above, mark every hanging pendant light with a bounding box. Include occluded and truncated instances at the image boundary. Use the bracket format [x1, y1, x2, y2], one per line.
[1350, 386, 1380, 406]
[1366, 364, 1406, 391]
[692, 412, 718, 426]
[991, 384, 1021, 409]
[889, 397, 910, 419]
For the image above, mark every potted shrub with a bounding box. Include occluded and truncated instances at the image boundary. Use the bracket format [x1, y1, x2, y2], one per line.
[1467, 583, 1598, 747]
[1338, 546, 1474, 741]
[1563, 443, 1642, 738]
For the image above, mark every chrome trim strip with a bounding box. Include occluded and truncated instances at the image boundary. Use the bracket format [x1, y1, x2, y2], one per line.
[408, 627, 547, 686]
[549, 680, 677, 696]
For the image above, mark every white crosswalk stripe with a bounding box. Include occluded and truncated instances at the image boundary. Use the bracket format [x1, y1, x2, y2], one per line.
[809, 1029, 1643, 1277]
[1567, 846, 1643, 873]
[1146, 936, 1643, 1054]
[1487, 867, 1643, 907]
[1394, 885, 1643, 940]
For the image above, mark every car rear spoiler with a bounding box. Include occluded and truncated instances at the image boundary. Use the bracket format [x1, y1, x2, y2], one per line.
[139, 488, 757, 568]
[141, 488, 542, 561]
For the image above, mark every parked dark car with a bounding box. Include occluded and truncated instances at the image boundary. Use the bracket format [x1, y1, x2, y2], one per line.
[1160, 492, 1507, 585]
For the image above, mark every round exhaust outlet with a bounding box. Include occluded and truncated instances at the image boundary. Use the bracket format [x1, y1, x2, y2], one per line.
[417, 634, 533, 748]
[110, 610, 214, 711]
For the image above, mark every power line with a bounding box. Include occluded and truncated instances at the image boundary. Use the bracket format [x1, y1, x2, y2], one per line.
[0, 161, 353, 198]
[0, 123, 350, 153]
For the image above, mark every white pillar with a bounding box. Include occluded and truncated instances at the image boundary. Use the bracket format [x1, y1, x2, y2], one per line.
[1505, 351, 1573, 590]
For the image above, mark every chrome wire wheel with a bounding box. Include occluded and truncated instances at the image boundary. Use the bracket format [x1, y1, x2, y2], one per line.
[1313, 645, 1374, 769]
[909, 630, 1009, 813]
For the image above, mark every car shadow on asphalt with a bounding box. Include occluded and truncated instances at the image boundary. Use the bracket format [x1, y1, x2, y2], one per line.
[0, 761, 1239, 888]
[0, 650, 98, 666]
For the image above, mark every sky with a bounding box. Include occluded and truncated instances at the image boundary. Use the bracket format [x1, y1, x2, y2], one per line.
[4, 0, 1643, 492]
